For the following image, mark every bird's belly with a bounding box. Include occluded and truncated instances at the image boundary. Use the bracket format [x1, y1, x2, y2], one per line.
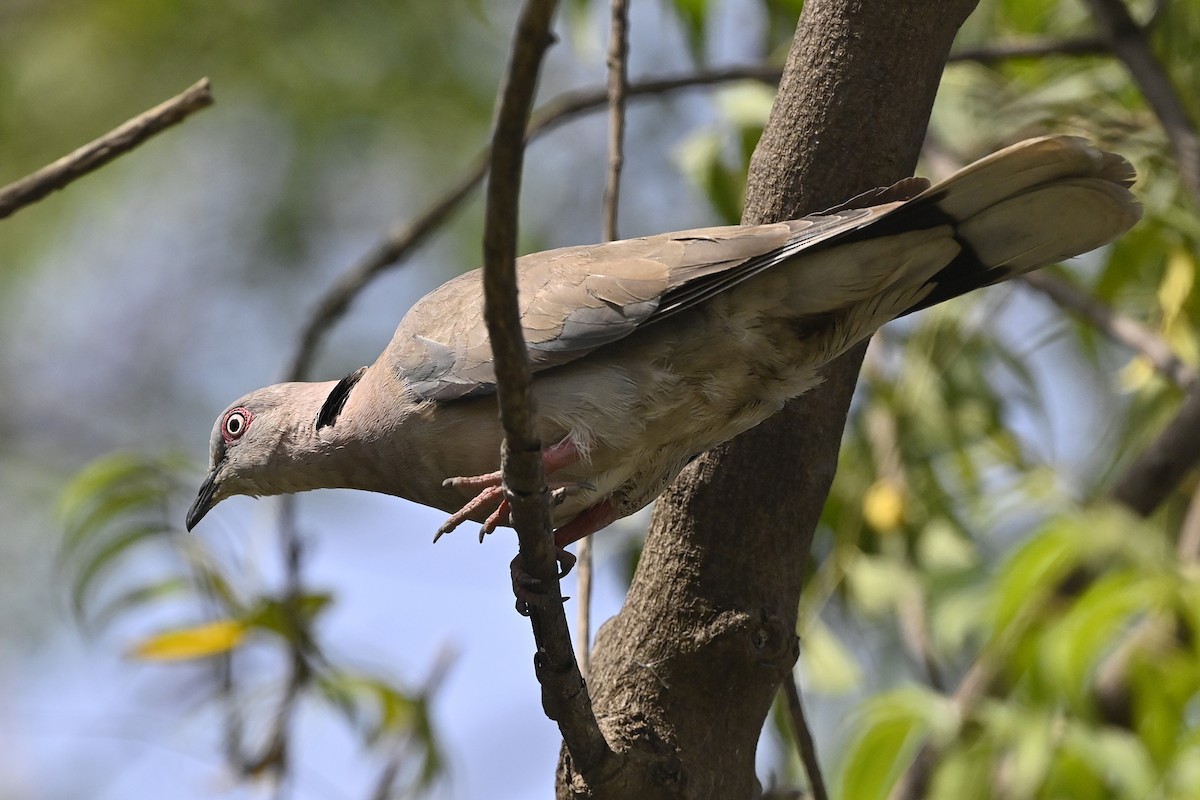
[537, 309, 823, 524]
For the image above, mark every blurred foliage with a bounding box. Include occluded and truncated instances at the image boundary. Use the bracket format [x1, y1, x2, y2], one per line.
[0, 0, 503, 284]
[24, 0, 1200, 796]
[740, 0, 1200, 795]
[57, 454, 443, 796]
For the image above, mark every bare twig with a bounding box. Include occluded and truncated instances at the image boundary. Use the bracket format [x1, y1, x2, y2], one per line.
[480, 0, 615, 783]
[947, 36, 1109, 64]
[888, 642, 1003, 800]
[1083, 0, 1200, 203]
[238, 496, 310, 780]
[0, 78, 214, 220]
[283, 65, 782, 381]
[1078, 0, 1200, 514]
[1110, 389, 1200, 515]
[1022, 272, 1199, 390]
[283, 42, 1118, 379]
[782, 676, 829, 800]
[1177, 482, 1200, 561]
[576, 0, 632, 681]
[602, 0, 630, 244]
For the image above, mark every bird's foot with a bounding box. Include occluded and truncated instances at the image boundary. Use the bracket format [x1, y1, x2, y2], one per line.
[510, 549, 578, 615]
[432, 483, 589, 543]
[433, 437, 585, 543]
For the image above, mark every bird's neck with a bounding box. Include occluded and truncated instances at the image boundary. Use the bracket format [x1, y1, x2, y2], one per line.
[294, 368, 412, 497]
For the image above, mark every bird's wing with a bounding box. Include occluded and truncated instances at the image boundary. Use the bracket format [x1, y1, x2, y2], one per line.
[387, 181, 928, 402]
[388, 136, 1141, 403]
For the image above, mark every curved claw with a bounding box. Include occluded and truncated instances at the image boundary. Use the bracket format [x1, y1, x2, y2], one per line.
[509, 548, 576, 613]
[433, 485, 505, 543]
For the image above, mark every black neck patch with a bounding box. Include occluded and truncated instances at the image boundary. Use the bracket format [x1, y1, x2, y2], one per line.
[316, 366, 367, 430]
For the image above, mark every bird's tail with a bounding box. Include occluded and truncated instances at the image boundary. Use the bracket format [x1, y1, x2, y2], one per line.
[887, 135, 1142, 315]
[781, 136, 1142, 366]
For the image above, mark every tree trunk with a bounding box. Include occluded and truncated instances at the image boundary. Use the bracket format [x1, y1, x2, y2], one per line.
[563, 1, 980, 797]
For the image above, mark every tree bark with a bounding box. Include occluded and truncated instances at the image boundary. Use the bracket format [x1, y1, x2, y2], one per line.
[563, 1, 980, 797]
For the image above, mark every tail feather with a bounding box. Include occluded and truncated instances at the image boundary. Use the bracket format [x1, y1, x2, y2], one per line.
[891, 136, 1142, 316]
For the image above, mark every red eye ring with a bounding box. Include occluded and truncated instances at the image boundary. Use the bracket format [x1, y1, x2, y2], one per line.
[221, 407, 252, 443]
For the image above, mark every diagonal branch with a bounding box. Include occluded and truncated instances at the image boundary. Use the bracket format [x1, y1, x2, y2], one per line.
[0, 78, 214, 220]
[478, 0, 616, 785]
[782, 676, 829, 800]
[283, 65, 782, 381]
[284, 37, 1123, 381]
[1082, 0, 1200, 203]
[1021, 272, 1199, 390]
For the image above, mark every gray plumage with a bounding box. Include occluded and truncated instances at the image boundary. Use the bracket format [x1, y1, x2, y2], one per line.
[187, 136, 1142, 545]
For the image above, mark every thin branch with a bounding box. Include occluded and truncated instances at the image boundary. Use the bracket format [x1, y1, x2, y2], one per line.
[888, 641, 1003, 800]
[283, 64, 781, 381]
[602, 0, 630, 244]
[1021, 272, 1199, 390]
[1177, 480, 1200, 562]
[1110, 389, 1200, 514]
[1080, 0, 1200, 509]
[0, 78, 214, 220]
[577, 0, 632, 682]
[947, 35, 1109, 64]
[782, 676, 829, 800]
[282, 40, 1118, 379]
[483, 0, 556, 589]
[480, 0, 616, 783]
[1082, 0, 1200, 203]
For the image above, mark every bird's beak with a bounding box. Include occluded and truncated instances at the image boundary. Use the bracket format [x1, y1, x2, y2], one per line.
[186, 472, 220, 531]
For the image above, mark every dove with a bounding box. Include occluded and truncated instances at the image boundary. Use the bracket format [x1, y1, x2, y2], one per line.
[187, 136, 1141, 566]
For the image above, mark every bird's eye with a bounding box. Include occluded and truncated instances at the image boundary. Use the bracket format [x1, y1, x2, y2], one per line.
[222, 407, 252, 442]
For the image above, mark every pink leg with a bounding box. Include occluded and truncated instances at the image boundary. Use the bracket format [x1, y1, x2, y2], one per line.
[553, 500, 618, 548]
[435, 438, 583, 541]
[442, 438, 581, 492]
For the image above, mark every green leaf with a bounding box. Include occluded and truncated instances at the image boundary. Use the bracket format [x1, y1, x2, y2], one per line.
[68, 521, 172, 617]
[667, 0, 708, 62]
[838, 687, 955, 800]
[1040, 570, 1169, 705]
[991, 521, 1081, 635]
[317, 672, 421, 743]
[58, 454, 173, 557]
[846, 554, 917, 617]
[246, 593, 335, 640]
[917, 520, 978, 574]
[1059, 723, 1156, 798]
[91, 577, 191, 630]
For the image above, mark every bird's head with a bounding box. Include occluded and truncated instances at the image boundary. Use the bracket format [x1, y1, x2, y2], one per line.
[186, 380, 351, 531]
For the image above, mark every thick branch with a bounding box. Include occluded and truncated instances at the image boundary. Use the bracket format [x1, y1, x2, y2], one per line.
[580, 2, 979, 797]
[0, 78, 214, 220]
